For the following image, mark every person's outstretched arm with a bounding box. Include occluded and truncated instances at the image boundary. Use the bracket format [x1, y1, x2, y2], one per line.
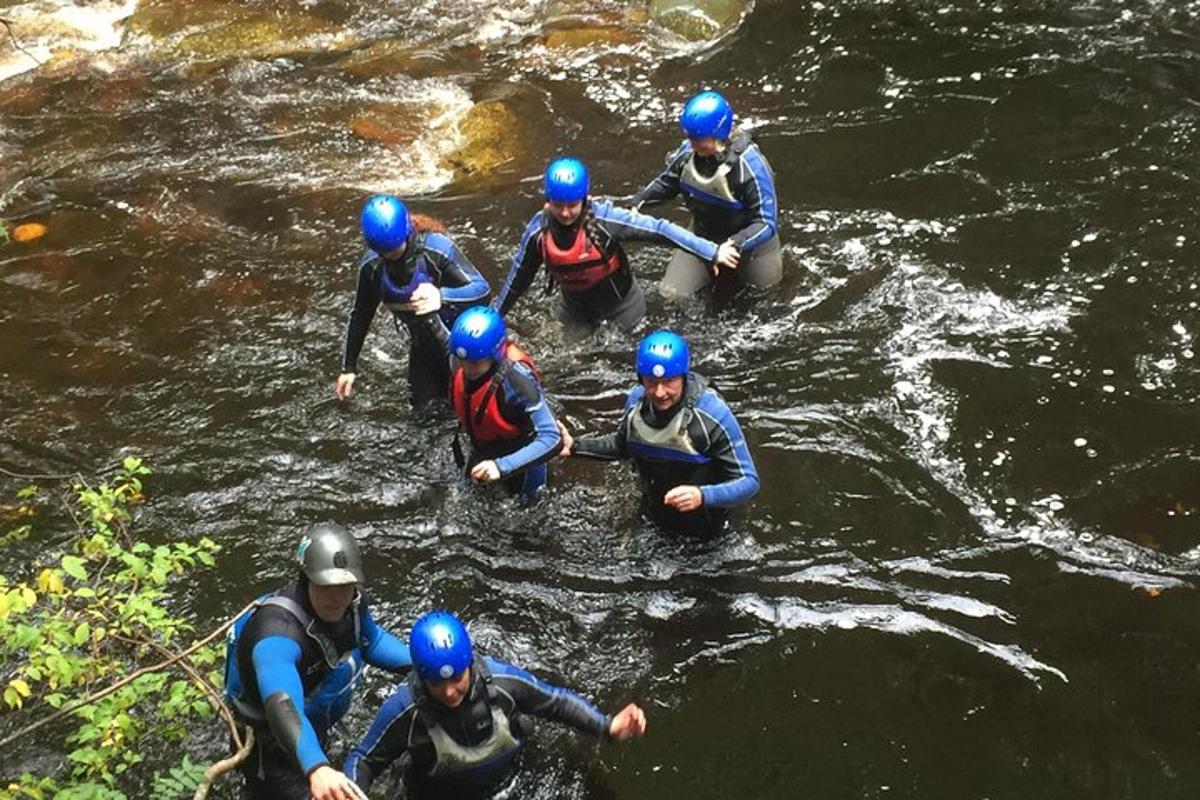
[494, 212, 547, 316]
[251, 636, 362, 799]
[570, 388, 638, 461]
[591, 198, 718, 263]
[631, 141, 689, 209]
[344, 685, 419, 793]
[359, 607, 412, 671]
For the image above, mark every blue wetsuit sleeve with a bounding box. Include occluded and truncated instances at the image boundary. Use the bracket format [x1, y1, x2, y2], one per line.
[251, 636, 330, 775]
[572, 389, 637, 461]
[592, 199, 718, 263]
[341, 257, 382, 373]
[694, 394, 760, 508]
[425, 233, 490, 306]
[488, 658, 611, 739]
[344, 687, 417, 792]
[360, 609, 412, 671]
[731, 147, 778, 253]
[493, 366, 561, 477]
[495, 213, 547, 316]
[632, 142, 689, 209]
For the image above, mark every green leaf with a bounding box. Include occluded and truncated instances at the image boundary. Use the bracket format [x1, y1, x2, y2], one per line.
[61, 556, 88, 581]
[74, 622, 91, 646]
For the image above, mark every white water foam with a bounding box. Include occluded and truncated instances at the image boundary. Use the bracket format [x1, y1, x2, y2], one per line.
[0, 0, 138, 82]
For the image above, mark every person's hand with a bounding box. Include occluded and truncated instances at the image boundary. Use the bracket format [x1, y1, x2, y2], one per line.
[714, 240, 741, 273]
[407, 282, 442, 316]
[470, 460, 501, 483]
[608, 703, 647, 741]
[308, 765, 368, 800]
[663, 485, 703, 512]
[556, 421, 574, 459]
[335, 372, 356, 400]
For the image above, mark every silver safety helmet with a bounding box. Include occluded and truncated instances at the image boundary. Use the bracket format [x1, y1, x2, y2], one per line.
[296, 523, 365, 586]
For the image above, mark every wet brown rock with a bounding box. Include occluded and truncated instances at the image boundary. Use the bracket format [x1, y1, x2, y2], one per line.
[348, 106, 427, 148]
[337, 40, 460, 80]
[441, 100, 520, 177]
[126, 0, 263, 40]
[649, 0, 744, 41]
[173, 13, 336, 60]
[544, 26, 633, 49]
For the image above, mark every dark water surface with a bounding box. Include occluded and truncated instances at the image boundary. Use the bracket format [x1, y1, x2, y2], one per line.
[3, 0, 1200, 797]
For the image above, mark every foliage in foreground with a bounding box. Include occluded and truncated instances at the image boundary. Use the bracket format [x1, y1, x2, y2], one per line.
[0, 458, 224, 799]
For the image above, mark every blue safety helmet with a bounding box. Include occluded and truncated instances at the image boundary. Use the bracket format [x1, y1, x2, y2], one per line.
[636, 329, 690, 379]
[543, 157, 589, 204]
[450, 306, 506, 361]
[410, 610, 474, 681]
[680, 91, 734, 141]
[361, 194, 411, 254]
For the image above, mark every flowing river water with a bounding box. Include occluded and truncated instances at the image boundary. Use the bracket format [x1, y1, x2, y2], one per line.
[2, 0, 1200, 797]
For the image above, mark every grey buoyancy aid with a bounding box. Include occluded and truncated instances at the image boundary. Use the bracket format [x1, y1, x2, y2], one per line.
[678, 134, 754, 211]
[420, 661, 523, 785]
[625, 398, 713, 467]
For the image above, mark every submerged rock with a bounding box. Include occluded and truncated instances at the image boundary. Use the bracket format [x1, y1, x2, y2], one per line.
[649, 0, 744, 41]
[172, 13, 343, 60]
[336, 39, 472, 81]
[441, 100, 520, 178]
[348, 106, 429, 148]
[543, 25, 633, 50]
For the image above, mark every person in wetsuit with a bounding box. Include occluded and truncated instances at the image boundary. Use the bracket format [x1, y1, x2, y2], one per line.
[223, 524, 412, 800]
[632, 91, 782, 297]
[495, 157, 740, 334]
[345, 610, 647, 799]
[336, 195, 490, 407]
[444, 305, 561, 500]
[559, 330, 760, 534]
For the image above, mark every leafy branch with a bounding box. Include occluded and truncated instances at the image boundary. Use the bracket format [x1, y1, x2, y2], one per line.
[0, 458, 249, 799]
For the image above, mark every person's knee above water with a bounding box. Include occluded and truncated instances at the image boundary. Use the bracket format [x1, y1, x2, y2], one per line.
[559, 330, 760, 534]
[493, 157, 738, 331]
[345, 610, 647, 799]
[223, 524, 412, 800]
[633, 91, 782, 294]
[445, 305, 561, 500]
[336, 195, 490, 406]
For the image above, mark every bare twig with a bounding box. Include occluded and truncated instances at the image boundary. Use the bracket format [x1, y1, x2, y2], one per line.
[0, 17, 43, 67]
[0, 600, 256, 750]
[0, 465, 79, 481]
[193, 725, 255, 800]
[113, 634, 244, 751]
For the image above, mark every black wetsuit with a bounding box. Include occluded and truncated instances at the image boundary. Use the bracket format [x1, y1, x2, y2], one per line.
[495, 199, 717, 333]
[230, 579, 410, 799]
[344, 656, 611, 799]
[573, 372, 760, 534]
[341, 231, 490, 406]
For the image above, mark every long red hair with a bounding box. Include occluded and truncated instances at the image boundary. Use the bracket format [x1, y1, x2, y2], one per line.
[409, 213, 447, 234]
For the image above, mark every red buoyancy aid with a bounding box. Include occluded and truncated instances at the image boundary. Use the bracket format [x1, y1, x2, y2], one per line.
[539, 223, 624, 292]
[451, 342, 541, 443]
